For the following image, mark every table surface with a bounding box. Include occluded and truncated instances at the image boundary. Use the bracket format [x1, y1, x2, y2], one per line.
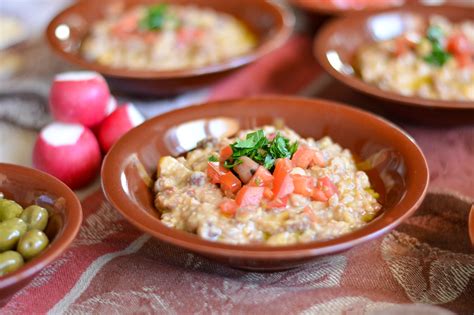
[0, 1, 473, 314]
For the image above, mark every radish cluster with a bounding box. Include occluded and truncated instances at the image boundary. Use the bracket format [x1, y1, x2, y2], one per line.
[33, 71, 144, 189]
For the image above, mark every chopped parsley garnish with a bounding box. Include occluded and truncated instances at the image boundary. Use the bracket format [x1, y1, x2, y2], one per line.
[208, 155, 219, 162]
[423, 25, 451, 66]
[139, 4, 170, 31]
[220, 130, 298, 170]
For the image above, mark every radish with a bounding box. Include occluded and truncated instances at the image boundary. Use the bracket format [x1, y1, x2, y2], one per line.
[33, 122, 102, 189]
[49, 71, 110, 127]
[97, 103, 145, 153]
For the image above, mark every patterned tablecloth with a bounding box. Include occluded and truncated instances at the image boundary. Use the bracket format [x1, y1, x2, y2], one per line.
[0, 2, 473, 314]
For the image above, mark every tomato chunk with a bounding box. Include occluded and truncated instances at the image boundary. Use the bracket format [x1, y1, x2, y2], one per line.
[455, 53, 473, 68]
[311, 188, 329, 202]
[266, 196, 288, 209]
[220, 172, 242, 194]
[272, 158, 294, 199]
[235, 186, 264, 207]
[249, 166, 274, 187]
[318, 176, 338, 198]
[292, 146, 324, 168]
[219, 199, 238, 216]
[220, 145, 233, 162]
[447, 33, 471, 55]
[291, 174, 315, 197]
[263, 187, 274, 199]
[207, 162, 227, 184]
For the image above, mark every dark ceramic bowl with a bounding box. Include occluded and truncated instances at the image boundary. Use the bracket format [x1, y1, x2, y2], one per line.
[101, 96, 429, 271]
[314, 5, 474, 124]
[46, 0, 294, 96]
[0, 163, 82, 305]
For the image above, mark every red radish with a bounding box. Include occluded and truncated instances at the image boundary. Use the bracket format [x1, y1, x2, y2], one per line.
[105, 96, 117, 115]
[33, 122, 101, 189]
[97, 103, 145, 153]
[49, 71, 110, 127]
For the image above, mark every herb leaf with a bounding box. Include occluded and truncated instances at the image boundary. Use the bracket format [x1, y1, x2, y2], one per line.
[208, 155, 219, 162]
[224, 130, 299, 170]
[423, 25, 451, 67]
[139, 4, 169, 31]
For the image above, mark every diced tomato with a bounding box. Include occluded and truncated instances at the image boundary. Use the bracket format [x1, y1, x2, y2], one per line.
[263, 187, 274, 199]
[394, 36, 411, 57]
[272, 159, 294, 199]
[112, 11, 139, 36]
[318, 176, 338, 198]
[311, 188, 329, 202]
[220, 145, 233, 162]
[291, 174, 316, 197]
[235, 186, 264, 207]
[455, 53, 473, 68]
[447, 33, 471, 55]
[292, 146, 324, 169]
[220, 172, 242, 194]
[207, 162, 227, 184]
[249, 166, 274, 187]
[266, 196, 288, 209]
[219, 199, 238, 216]
[303, 206, 318, 223]
[177, 28, 204, 44]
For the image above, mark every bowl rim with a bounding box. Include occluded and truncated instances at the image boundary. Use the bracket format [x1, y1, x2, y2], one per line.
[288, 0, 405, 15]
[101, 96, 429, 260]
[314, 5, 474, 110]
[45, 0, 295, 79]
[0, 163, 82, 288]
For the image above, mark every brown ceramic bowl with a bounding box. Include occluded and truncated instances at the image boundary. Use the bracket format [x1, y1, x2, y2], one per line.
[101, 96, 429, 271]
[0, 163, 82, 305]
[46, 0, 294, 96]
[289, 0, 404, 16]
[314, 5, 474, 123]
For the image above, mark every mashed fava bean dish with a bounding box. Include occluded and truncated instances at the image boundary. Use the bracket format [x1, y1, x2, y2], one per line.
[81, 3, 257, 71]
[356, 15, 474, 101]
[154, 127, 381, 246]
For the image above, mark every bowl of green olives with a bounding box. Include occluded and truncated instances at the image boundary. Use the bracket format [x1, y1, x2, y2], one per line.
[0, 163, 82, 305]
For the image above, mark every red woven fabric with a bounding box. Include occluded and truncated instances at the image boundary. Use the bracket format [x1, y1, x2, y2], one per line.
[3, 34, 474, 314]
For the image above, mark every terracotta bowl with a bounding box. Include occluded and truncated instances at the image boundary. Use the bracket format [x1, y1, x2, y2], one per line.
[314, 5, 474, 124]
[46, 0, 294, 96]
[0, 163, 82, 305]
[101, 96, 429, 271]
[289, 0, 405, 15]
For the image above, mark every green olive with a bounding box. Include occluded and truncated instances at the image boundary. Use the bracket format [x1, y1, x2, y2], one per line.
[0, 225, 22, 251]
[0, 218, 28, 236]
[0, 199, 23, 222]
[17, 229, 49, 260]
[20, 205, 49, 231]
[0, 251, 24, 276]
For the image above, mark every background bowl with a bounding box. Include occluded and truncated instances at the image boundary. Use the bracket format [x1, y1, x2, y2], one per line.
[0, 163, 82, 305]
[101, 96, 429, 271]
[46, 0, 294, 96]
[314, 5, 474, 124]
[288, 0, 405, 16]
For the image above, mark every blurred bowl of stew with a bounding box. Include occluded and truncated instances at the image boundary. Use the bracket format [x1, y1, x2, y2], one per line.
[101, 96, 429, 271]
[46, 0, 294, 96]
[288, 0, 405, 16]
[314, 5, 474, 124]
[0, 163, 82, 305]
